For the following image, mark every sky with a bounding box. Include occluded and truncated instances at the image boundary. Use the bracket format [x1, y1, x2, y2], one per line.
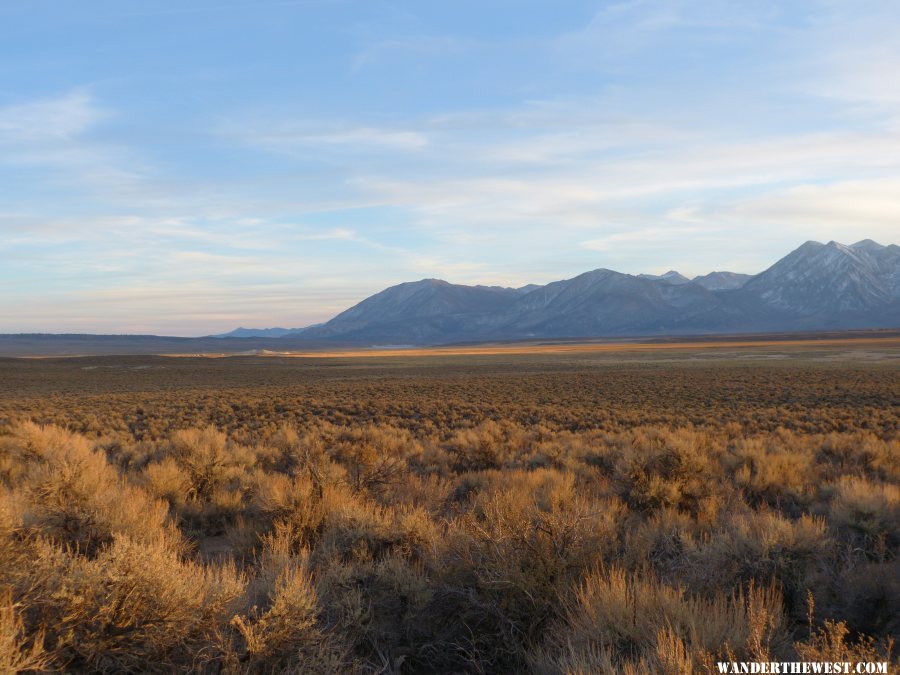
[1, 1, 899, 335]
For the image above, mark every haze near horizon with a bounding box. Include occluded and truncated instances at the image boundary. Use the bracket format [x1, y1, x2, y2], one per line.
[2, 1, 900, 335]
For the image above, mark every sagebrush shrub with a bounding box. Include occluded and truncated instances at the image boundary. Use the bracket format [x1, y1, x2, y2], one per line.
[0, 377, 896, 674]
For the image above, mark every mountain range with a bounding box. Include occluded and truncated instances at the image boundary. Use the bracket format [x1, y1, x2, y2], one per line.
[245, 239, 897, 345]
[2, 239, 897, 355]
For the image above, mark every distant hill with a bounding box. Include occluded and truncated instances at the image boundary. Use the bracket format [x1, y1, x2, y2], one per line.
[637, 270, 691, 285]
[210, 326, 318, 338]
[298, 280, 526, 343]
[0, 333, 339, 357]
[691, 271, 752, 291]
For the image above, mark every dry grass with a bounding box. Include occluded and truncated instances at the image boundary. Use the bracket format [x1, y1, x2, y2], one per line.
[531, 568, 787, 673]
[0, 354, 896, 672]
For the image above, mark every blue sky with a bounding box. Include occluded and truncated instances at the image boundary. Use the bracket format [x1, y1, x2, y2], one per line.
[2, 1, 899, 335]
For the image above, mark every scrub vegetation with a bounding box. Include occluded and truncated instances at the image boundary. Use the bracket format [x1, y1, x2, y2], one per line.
[0, 349, 896, 672]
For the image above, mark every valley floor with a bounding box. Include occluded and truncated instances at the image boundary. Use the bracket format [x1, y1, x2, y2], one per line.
[0, 344, 897, 672]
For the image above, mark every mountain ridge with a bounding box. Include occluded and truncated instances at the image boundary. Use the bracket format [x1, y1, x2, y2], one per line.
[4, 239, 898, 351]
[295, 239, 900, 344]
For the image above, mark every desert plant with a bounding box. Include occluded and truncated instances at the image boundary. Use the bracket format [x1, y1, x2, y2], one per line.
[534, 567, 787, 673]
[0, 590, 49, 673]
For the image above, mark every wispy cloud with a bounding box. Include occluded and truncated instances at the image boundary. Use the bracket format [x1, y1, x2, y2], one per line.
[3, 1, 900, 333]
[552, 0, 777, 72]
[581, 226, 704, 252]
[795, 1, 900, 124]
[351, 34, 474, 72]
[0, 89, 160, 215]
[221, 119, 429, 153]
[697, 178, 900, 240]
[298, 127, 428, 149]
[0, 89, 105, 144]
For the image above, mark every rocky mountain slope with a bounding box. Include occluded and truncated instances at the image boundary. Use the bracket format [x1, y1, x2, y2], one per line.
[297, 240, 900, 344]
